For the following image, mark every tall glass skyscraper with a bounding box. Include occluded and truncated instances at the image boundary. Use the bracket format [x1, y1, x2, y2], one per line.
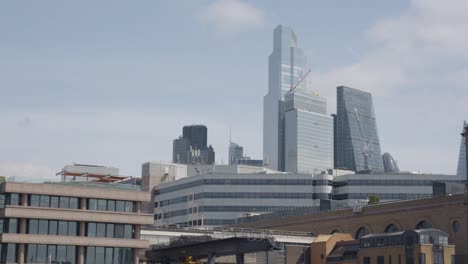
[263, 25, 307, 171]
[457, 120, 467, 179]
[336, 86, 384, 172]
[285, 91, 334, 174]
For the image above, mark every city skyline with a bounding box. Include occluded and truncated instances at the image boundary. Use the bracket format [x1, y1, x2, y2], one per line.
[1, 0, 467, 178]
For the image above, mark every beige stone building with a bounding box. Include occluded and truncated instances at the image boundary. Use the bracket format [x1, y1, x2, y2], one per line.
[0, 180, 153, 264]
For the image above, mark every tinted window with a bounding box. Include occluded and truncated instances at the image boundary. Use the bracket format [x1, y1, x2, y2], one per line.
[67, 245, 76, 264]
[37, 244, 47, 262]
[48, 245, 57, 263]
[59, 197, 69, 208]
[40, 195, 50, 207]
[9, 193, 20, 206]
[28, 219, 39, 234]
[57, 245, 67, 262]
[8, 218, 18, 233]
[38, 220, 48, 235]
[124, 201, 134, 212]
[105, 247, 113, 264]
[49, 220, 58, 235]
[86, 247, 95, 264]
[116, 201, 125, 212]
[88, 199, 97, 210]
[115, 224, 124, 238]
[96, 247, 105, 263]
[68, 221, 78, 236]
[69, 197, 79, 209]
[124, 225, 133, 239]
[96, 223, 106, 237]
[98, 199, 107, 211]
[87, 223, 97, 237]
[106, 223, 114, 238]
[30, 194, 40, 207]
[58, 221, 68, 236]
[50, 196, 59, 208]
[107, 200, 116, 211]
[26, 244, 37, 263]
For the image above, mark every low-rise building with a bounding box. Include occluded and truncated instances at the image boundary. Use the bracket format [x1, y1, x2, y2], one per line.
[0, 178, 153, 264]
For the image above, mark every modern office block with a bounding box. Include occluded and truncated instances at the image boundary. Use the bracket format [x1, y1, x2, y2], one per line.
[263, 25, 308, 171]
[336, 86, 384, 172]
[229, 142, 244, 165]
[173, 137, 190, 164]
[0, 178, 153, 264]
[457, 120, 467, 179]
[153, 172, 333, 227]
[285, 91, 334, 174]
[382, 153, 400, 173]
[172, 125, 215, 165]
[183, 125, 207, 150]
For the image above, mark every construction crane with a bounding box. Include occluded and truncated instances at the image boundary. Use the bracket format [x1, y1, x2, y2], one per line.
[353, 106, 373, 171]
[289, 69, 311, 92]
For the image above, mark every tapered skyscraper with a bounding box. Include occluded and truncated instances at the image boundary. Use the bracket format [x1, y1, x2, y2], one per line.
[336, 86, 384, 172]
[263, 25, 307, 171]
[457, 121, 467, 179]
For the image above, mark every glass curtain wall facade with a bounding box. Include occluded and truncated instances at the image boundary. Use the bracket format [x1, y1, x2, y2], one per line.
[285, 92, 334, 174]
[229, 142, 243, 165]
[263, 24, 307, 171]
[457, 121, 467, 179]
[336, 86, 384, 172]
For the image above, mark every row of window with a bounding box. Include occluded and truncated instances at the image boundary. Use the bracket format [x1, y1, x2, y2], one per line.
[161, 206, 309, 219]
[334, 179, 462, 187]
[28, 219, 78, 236]
[26, 244, 76, 264]
[86, 246, 133, 264]
[157, 192, 330, 207]
[333, 193, 432, 200]
[87, 222, 133, 239]
[29, 194, 80, 209]
[156, 179, 333, 195]
[87, 198, 134, 212]
[1, 193, 136, 213]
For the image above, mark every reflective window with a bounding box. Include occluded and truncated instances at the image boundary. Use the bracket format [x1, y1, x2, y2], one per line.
[106, 223, 114, 238]
[57, 245, 67, 263]
[96, 247, 105, 263]
[38, 219, 48, 235]
[107, 200, 116, 211]
[115, 224, 124, 238]
[37, 244, 47, 262]
[58, 221, 68, 236]
[28, 219, 38, 234]
[59, 197, 69, 208]
[86, 247, 95, 264]
[125, 201, 134, 212]
[97, 223, 106, 237]
[68, 221, 78, 236]
[124, 225, 133, 239]
[7, 218, 18, 233]
[87, 223, 97, 237]
[69, 197, 79, 209]
[29, 194, 40, 207]
[9, 193, 20, 206]
[88, 199, 98, 210]
[116, 201, 125, 212]
[49, 220, 58, 235]
[50, 196, 59, 208]
[105, 248, 113, 264]
[40, 195, 50, 207]
[85, 246, 132, 264]
[98, 199, 107, 211]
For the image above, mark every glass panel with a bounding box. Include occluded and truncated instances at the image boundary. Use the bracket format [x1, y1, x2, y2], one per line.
[69, 197, 79, 209]
[8, 218, 18, 233]
[124, 225, 133, 239]
[87, 223, 97, 237]
[98, 199, 107, 211]
[86, 247, 95, 264]
[48, 245, 57, 263]
[114, 248, 123, 264]
[116, 201, 125, 212]
[38, 219, 48, 235]
[106, 223, 114, 238]
[0, 194, 5, 208]
[68, 221, 77, 236]
[88, 199, 97, 210]
[50, 196, 59, 208]
[67, 245, 76, 264]
[124, 201, 134, 212]
[28, 219, 39, 234]
[57, 245, 67, 262]
[95, 247, 105, 264]
[96, 223, 106, 237]
[49, 220, 58, 235]
[9, 193, 20, 206]
[123, 248, 132, 264]
[115, 224, 124, 238]
[58, 221, 68, 236]
[107, 200, 116, 211]
[30, 194, 40, 207]
[6, 243, 17, 262]
[26, 244, 37, 263]
[37, 244, 47, 262]
[40, 195, 50, 207]
[105, 247, 113, 264]
[60, 196, 69, 208]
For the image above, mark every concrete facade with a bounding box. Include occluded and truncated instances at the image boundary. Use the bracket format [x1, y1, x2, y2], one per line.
[0, 181, 153, 264]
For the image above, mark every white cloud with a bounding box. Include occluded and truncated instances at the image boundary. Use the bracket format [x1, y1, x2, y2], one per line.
[309, 0, 468, 100]
[197, 0, 266, 33]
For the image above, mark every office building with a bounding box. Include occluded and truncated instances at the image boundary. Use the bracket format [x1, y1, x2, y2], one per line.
[382, 153, 400, 173]
[172, 125, 215, 165]
[332, 172, 462, 202]
[285, 91, 334, 174]
[237, 158, 263, 167]
[173, 137, 190, 164]
[457, 120, 467, 179]
[264, 25, 308, 171]
[183, 125, 207, 150]
[336, 86, 384, 172]
[0, 176, 153, 264]
[229, 142, 243, 165]
[153, 171, 333, 227]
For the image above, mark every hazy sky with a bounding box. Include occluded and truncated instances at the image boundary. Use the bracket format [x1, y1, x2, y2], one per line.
[1, 0, 467, 178]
